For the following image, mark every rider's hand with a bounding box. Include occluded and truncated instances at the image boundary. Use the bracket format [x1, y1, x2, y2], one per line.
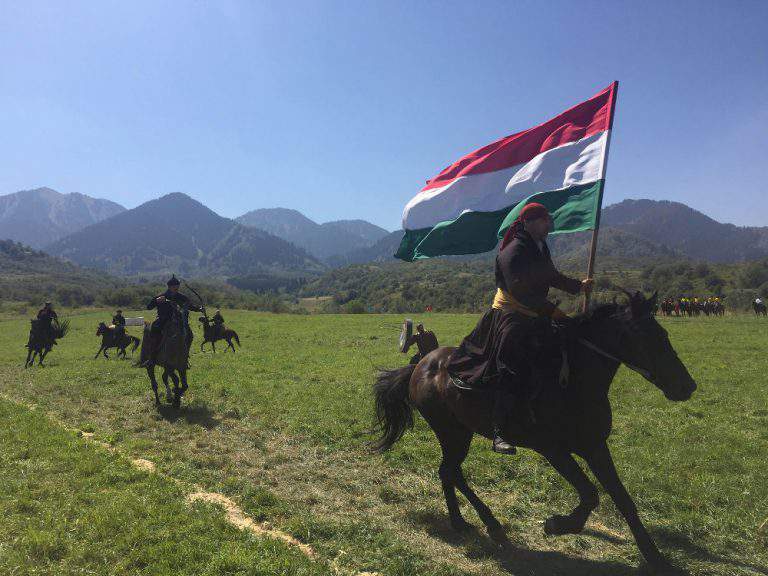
[581, 278, 594, 293]
[156, 295, 166, 303]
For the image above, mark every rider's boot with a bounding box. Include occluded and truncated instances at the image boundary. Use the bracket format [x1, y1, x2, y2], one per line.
[491, 389, 517, 455]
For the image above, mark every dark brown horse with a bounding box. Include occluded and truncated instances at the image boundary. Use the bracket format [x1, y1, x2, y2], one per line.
[95, 322, 141, 359]
[754, 300, 767, 316]
[374, 292, 696, 572]
[198, 317, 240, 353]
[139, 303, 190, 408]
[25, 318, 69, 367]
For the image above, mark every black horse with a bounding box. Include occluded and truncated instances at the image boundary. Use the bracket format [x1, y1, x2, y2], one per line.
[139, 303, 191, 408]
[95, 322, 141, 359]
[373, 292, 697, 572]
[754, 301, 767, 316]
[25, 318, 69, 367]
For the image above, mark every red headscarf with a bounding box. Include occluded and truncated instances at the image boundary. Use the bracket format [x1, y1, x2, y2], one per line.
[499, 203, 550, 251]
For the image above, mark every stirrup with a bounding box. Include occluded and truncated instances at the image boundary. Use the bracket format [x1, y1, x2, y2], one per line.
[492, 434, 517, 455]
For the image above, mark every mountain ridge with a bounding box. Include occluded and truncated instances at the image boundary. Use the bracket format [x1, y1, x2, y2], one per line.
[46, 193, 324, 278]
[236, 208, 389, 261]
[0, 187, 126, 249]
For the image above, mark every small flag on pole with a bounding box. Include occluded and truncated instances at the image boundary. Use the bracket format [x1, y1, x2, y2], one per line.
[396, 82, 618, 261]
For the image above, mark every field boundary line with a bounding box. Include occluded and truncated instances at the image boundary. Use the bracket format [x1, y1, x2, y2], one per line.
[0, 393, 380, 576]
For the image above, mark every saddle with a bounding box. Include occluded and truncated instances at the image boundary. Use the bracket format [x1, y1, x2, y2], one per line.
[449, 319, 574, 394]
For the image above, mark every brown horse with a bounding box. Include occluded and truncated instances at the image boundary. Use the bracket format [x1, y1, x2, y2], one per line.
[374, 292, 696, 572]
[198, 317, 240, 353]
[95, 322, 141, 359]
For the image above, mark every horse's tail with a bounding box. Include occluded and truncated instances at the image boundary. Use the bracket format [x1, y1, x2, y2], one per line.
[373, 364, 416, 453]
[231, 331, 240, 347]
[130, 336, 141, 352]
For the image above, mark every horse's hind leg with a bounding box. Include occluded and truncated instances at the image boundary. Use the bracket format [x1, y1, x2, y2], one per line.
[429, 416, 502, 536]
[541, 450, 599, 536]
[227, 338, 235, 352]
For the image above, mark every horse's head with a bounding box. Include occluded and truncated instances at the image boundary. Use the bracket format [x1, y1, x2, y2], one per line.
[96, 322, 107, 335]
[613, 291, 697, 401]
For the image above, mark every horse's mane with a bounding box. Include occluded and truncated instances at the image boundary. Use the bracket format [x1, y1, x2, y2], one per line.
[567, 303, 623, 327]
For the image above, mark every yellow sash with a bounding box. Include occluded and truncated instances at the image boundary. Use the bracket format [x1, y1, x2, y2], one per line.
[491, 288, 569, 320]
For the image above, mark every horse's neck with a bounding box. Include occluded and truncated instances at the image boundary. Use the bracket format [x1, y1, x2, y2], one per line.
[572, 318, 623, 399]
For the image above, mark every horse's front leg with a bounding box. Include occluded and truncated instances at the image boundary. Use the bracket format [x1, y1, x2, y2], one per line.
[161, 370, 174, 403]
[586, 443, 671, 571]
[95, 345, 104, 359]
[147, 366, 160, 404]
[541, 450, 599, 536]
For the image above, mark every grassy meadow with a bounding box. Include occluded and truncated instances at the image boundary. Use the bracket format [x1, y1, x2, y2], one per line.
[0, 308, 766, 575]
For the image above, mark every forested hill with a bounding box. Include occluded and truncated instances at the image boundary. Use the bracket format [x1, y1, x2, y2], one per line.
[601, 199, 768, 262]
[46, 193, 324, 278]
[0, 187, 125, 249]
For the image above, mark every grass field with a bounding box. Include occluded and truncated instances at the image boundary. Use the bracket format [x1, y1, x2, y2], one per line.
[0, 309, 766, 575]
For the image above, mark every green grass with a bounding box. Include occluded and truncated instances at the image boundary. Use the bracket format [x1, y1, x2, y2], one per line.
[0, 399, 330, 575]
[0, 309, 766, 575]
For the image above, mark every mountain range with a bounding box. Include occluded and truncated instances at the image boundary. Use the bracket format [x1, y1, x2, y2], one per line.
[45, 193, 323, 277]
[236, 208, 389, 260]
[2, 186, 768, 282]
[0, 187, 125, 248]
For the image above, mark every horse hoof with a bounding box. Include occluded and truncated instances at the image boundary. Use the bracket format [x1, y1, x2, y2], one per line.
[451, 518, 472, 533]
[487, 523, 508, 544]
[544, 515, 583, 536]
[642, 556, 677, 575]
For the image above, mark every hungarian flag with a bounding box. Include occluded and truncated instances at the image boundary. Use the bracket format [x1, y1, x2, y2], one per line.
[396, 82, 618, 261]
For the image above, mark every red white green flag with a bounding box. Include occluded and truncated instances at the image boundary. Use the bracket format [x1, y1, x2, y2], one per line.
[396, 82, 618, 261]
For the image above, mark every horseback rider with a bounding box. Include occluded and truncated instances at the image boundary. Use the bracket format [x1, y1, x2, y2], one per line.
[112, 309, 126, 340]
[402, 323, 439, 365]
[212, 309, 225, 338]
[36, 302, 59, 344]
[448, 203, 593, 455]
[143, 275, 202, 367]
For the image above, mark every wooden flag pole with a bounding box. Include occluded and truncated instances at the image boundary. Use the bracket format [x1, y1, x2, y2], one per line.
[582, 81, 619, 313]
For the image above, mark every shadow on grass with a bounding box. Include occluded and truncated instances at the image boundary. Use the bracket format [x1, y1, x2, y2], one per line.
[156, 401, 221, 430]
[410, 510, 768, 575]
[654, 526, 768, 575]
[408, 510, 643, 575]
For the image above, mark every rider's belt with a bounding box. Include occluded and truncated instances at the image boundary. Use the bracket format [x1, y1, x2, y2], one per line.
[491, 288, 568, 320]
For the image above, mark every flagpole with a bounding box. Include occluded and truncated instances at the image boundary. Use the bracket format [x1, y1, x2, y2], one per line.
[582, 81, 619, 313]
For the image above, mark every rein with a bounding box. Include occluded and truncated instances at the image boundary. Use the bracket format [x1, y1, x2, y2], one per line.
[577, 338, 653, 381]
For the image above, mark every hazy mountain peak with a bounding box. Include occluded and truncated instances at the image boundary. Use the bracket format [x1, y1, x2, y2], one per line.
[0, 187, 125, 249]
[236, 208, 389, 261]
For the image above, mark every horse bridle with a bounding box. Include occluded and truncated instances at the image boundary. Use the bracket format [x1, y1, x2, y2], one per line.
[577, 337, 654, 381]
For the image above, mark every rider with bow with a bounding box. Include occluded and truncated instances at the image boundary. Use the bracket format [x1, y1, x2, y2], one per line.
[142, 275, 202, 367]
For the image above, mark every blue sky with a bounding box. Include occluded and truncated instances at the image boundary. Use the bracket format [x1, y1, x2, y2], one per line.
[1, 1, 766, 230]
